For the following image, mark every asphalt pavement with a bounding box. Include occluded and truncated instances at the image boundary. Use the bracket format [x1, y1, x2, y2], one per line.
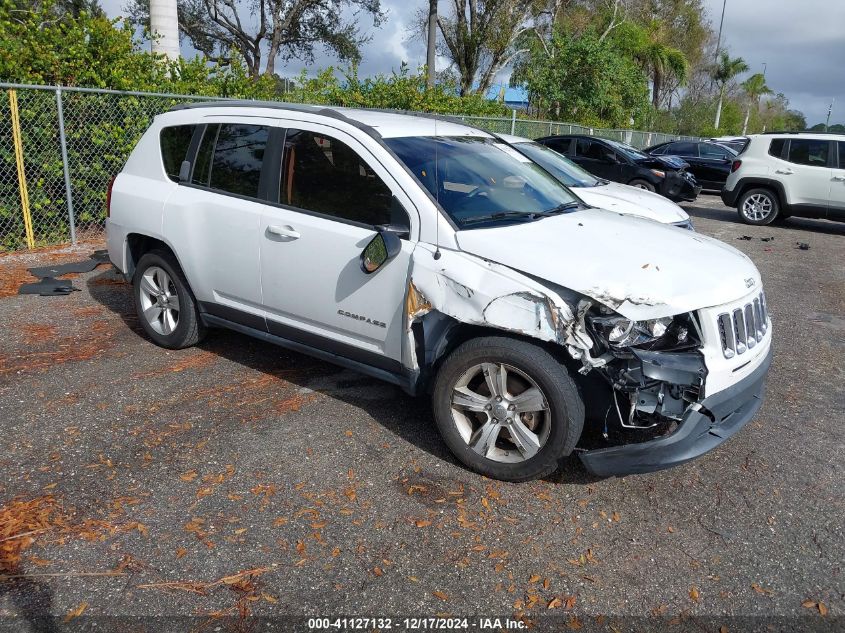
[0, 195, 842, 632]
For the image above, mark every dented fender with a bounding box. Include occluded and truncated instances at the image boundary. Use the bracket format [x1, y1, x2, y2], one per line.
[403, 244, 601, 374]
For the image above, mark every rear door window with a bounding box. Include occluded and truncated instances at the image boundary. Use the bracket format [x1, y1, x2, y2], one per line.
[787, 139, 830, 167]
[160, 125, 196, 181]
[543, 138, 572, 154]
[838, 141, 845, 168]
[208, 124, 270, 197]
[668, 142, 698, 156]
[700, 143, 731, 159]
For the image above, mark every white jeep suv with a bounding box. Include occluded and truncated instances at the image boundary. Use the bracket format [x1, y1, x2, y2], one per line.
[107, 102, 772, 481]
[722, 132, 845, 225]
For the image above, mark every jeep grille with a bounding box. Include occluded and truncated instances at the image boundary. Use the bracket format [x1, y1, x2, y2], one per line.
[716, 292, 768, 359]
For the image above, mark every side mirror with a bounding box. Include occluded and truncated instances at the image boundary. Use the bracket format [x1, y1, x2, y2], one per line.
[361, 230, 401, 274]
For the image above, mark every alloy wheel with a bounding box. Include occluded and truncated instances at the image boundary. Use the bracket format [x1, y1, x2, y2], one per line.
[138, 266, 180, 335]
[742, 193, 774, 221]
[450, 362, 551, 463]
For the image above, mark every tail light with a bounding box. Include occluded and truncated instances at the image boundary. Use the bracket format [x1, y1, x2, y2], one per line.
[106, 176, 116, 218]
[731, 160, 742, 173]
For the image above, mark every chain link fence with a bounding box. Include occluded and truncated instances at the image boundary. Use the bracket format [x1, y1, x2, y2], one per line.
[0, 83, 697, 253]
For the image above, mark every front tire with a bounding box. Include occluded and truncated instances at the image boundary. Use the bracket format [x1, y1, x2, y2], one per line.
[133, 249, 205, 349]
[628, 179, 656, 192]
[738, 188, 780, 225]
[432, 337, 584, 482]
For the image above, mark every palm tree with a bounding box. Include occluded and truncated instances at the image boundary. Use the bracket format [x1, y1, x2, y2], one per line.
[630, 21, 689, 109]
[150, 0, 181, 60]
[741, 73, 773, 135]
[711, 51, 748, 130]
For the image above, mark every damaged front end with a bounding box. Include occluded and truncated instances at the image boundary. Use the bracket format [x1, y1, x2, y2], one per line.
[577, 306, 771, 477]
[402, 246, 770, 478]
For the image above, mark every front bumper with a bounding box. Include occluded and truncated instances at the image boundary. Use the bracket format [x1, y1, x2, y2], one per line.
[579, 347, 772, 477]
[661, 173, 701, 202]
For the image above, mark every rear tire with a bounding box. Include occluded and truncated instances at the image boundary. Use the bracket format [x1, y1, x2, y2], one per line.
[432, 337, 584, 482]
[133, 249, 205, 349]
[738, 188, 780, 225]
[628, 179, 656, 192]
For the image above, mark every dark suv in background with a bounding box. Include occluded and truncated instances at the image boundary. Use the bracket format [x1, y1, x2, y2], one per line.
[646, 140, 738, 191]
[536, 135, 701, 202]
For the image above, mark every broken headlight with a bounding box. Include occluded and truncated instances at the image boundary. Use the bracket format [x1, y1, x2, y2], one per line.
[589, 313, 697, 351]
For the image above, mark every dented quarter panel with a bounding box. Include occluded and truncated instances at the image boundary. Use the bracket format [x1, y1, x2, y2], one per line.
[455, 207, 762, 321]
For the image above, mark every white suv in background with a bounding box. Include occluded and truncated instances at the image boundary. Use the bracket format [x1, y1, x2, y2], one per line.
[107, 102, 772, 481]
[722, 133, 845, 225]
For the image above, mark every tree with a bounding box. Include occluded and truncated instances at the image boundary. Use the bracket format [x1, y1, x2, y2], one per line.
[710, 51, 747, 130]
[741, 72, 772, 134]
[431, 0, 532, 95]
[627, 20, 688, 109]
[126, 0, 385, 78]
[512, 28, 649, 126]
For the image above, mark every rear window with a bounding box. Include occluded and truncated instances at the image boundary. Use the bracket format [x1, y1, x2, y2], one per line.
[787, 139, 829, 167]
[839, 141, 845, 168]
[768, 138, 786, 158]
[160, 125, 196, 181]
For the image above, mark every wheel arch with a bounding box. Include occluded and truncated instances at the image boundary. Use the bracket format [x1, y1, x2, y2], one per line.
[409, 309, 582, 395]
[733, 178, 789, 210]
[124, 233, 188, 281]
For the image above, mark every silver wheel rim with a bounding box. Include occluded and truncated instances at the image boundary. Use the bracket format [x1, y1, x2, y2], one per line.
[742, 193, 774, 221]
[633, 182, 650, 190]
[450, 362, 551, 463]
[139, 266, 180, 335]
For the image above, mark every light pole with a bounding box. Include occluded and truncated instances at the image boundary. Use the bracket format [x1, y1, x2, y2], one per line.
[825, 98, 835, 132]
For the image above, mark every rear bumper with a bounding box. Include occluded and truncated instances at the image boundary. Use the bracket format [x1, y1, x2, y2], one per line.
[721, 187, 739, 207]
[579, 347, 772, 477]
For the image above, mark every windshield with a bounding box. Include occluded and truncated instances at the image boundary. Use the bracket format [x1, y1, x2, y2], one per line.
[605, 139, 651, 161]
[385, 136, 580, 227]
[511, 141, 600, 187]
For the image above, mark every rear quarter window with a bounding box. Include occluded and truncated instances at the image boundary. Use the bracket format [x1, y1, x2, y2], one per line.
[159, 125, 196, 181]
[767, 138, 786, 158]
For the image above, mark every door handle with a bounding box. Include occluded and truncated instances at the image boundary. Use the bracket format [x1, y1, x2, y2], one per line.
[775, 169, 794, 175]
[267, 225, 300, 240]
[832, 175, 845, 181]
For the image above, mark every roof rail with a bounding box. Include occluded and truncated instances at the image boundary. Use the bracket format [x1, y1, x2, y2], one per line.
[167, 99, 381, 136]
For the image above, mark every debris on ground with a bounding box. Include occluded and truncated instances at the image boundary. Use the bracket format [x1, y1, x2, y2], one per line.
[737, 235, 753, 241]
[796, 242, 810, 250]
[17, 277, 79, 296]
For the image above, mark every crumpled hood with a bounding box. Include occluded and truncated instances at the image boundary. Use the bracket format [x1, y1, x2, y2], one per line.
[455, 208, 761, 320]
[575, 181, 689, 223]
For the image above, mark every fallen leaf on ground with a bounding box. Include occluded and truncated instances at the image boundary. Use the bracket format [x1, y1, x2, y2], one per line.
[432, 590, 449, 601]
[690, 586, 700, 602]
[64, 602, 88, 622]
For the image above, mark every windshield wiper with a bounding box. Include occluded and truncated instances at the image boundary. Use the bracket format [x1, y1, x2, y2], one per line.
[545, 201, 581, 215]
[459, 211, 541, 225]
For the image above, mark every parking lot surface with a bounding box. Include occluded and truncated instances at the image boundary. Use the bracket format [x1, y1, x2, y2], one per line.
[1, 196, 843, 631]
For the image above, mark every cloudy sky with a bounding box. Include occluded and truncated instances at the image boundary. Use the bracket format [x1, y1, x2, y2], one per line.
[102, 0, 845, 125]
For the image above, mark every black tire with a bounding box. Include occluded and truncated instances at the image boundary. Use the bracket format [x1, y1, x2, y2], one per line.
[738, 187, 780, 225]
[133, 249, 205, 349]
[432, 336, 584, 482]
[628, 179, 656, 192]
